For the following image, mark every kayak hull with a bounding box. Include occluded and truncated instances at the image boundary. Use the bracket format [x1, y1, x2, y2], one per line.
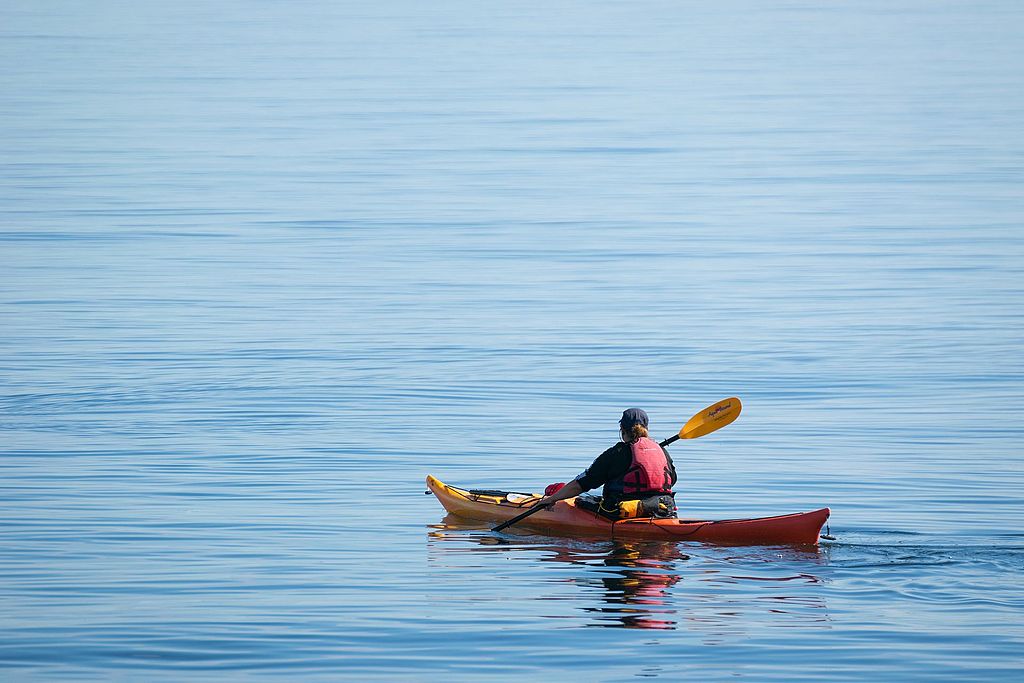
[426, 475, 830, 545]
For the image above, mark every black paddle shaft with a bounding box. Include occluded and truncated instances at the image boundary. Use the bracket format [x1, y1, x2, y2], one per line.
[492, 503, 550, 532]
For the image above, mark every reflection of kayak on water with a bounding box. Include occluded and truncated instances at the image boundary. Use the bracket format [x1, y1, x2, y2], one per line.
[427, 525, 829, 631]
[426, 475, 831, 545]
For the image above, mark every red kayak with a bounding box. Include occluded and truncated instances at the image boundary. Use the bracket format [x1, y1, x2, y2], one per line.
[427, 475, 830, 545]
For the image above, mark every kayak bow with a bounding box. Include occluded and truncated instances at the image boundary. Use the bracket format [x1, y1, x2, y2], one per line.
[427, 475, 830, 545]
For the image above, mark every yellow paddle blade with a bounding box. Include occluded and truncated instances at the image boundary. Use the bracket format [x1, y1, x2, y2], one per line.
[679, 397, 742, 439]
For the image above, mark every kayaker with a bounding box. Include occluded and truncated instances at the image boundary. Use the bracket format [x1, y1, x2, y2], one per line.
[535, 408, 677, 520]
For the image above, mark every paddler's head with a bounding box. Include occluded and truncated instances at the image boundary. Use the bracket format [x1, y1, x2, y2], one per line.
[619, 408, 649, 443]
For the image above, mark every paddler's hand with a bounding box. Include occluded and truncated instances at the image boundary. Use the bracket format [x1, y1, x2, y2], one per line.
[536, 480, 583, 508]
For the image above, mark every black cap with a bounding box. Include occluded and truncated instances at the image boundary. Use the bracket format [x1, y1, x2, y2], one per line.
[619, 408, 649, 430]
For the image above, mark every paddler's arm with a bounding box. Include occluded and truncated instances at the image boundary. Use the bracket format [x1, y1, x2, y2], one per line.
[536, 480, 583, 508]
[536, 443, 628, 507]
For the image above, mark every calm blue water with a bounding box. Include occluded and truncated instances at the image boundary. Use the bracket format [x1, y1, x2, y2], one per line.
[2, 0, 1023, 680]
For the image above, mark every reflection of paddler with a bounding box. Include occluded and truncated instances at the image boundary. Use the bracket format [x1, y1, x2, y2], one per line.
[602, 543, 683, 604]
[587, 542, 684, 630]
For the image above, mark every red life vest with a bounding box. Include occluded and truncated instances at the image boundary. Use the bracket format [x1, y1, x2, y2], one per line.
[621, 437, 672, 495]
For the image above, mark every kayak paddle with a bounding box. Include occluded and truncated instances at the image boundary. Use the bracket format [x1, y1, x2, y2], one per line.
[661, 396, 742, 446]
[491, 397, 742, 533]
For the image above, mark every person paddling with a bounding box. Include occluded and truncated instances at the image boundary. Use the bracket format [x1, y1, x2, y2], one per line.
[535, 408, 677, 520]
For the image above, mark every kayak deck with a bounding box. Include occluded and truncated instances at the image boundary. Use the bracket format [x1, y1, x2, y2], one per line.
[426, 475, 830, 545]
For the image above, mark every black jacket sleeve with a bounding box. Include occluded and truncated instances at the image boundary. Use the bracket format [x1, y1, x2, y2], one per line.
[573, 442, 632, 492]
